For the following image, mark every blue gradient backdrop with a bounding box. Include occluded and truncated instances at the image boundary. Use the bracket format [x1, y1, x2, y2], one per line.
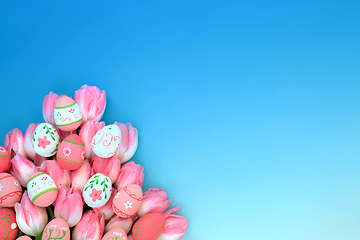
[1, 1, 360, 239]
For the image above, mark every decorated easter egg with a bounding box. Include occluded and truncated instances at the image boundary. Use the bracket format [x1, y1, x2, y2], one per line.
[57, 134, 85, 170]
[0, 146, 11, 173]
[112, 184, 143, 218]
[101, 228, 127, 240]
[32, 123, 60, 157]
[27, 172, 58, 207]
[83, 173, 112, 208]
[54, 96, 82, 131]
[0, 173, 22, 207]
[0, 208, 18, 240]
[132, 213, 165, 240]
[16, 237, 32, 240]
[91, 125, 122, 158]
[42, 218, 70, 240]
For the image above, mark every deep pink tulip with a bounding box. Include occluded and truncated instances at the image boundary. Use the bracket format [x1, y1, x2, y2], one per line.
[72, 210, 105, 240]
[104, 215, 133, 234]
[14, 191, 48, 236]
[10, 154, 36, 187]
[24, 123, 48, 166]
[71, 160, 92, 192]
[74, 85, 106, 125]
[55, 186, 84, 227]
[93, 188, 116, 220]
[137, 188, 172, 217]
[5, 128, 28, 159]
[114, 161, 144, 190]
[37, 160, 71, 187]
[91, 156, 121, 184]
[113, 122, 138, 164]
[79, 120, 105, 160]
[158, 207, 188, 240]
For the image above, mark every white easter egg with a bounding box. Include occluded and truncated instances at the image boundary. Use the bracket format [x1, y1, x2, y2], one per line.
[32, 123, 60, 157]
[83, 173, 112, 208]
[91, 125, 122, 158]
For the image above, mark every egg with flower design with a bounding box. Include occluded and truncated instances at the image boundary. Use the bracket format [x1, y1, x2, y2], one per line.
[32, 123, 60, 157]
[57, 134, 85, 170]
[101, 227, 127, 240]
[0, 208, 18, 240]
[112, 184, 143, 218]
[42, 218, 70, 240]
[27, 172, 58, 207]
[0, 173, 22, 207]
[54, 96, 83, 132]
[83, 173, 112, 208]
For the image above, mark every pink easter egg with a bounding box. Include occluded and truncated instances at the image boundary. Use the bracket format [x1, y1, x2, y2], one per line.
[132, 213, 165, 240]
[16, 237, 32, 240]
[112, 184, 143, 218]
[42, 218, 70, 240]
[0, 173, 22, 207]
[0, 208, 18, 240]
[0, 146, 11, 173]
[54, 96, 82, 131]
[57, 134, 85, 170]
[27, 172, 58, 207]
[101, 227, 127, 240]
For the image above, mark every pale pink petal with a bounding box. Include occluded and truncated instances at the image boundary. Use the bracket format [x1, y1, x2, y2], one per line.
[91, 156, 121, 184]
[79, 120, 105, 160]
[55, 186, 84, 227]
[38, 160, 71, 187]
[115, 161, 144, 190]
[71, 160, 92, 192]
[105, 215, 133, 234]
[5, 128, 28, 159]
[10, 154, 36, 187]
[137, 188, 172, 217]
[113, 122, 138, 164]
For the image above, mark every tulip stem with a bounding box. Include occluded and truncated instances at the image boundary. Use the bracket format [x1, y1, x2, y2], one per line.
[47, 206, 55, 220]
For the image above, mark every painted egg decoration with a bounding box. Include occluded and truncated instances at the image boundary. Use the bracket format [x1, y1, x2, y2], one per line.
[0, 146, 11, 173]
[42, 218, 70, 240]
[83, 173, 111, 208]
[57, 134, 85, 170]
[0, 208, 18, 240]
[27, 172, 58, 207]
[112, 184, 143, 218]
[0, 173, 22, 207]
[54, 96, 82, 131]
[101, 228, 127, 240]
[16, 237, 32, 240]
[91, 125, 122, 158]
[32, 123, 60, 157]
[132, 213, 165, 240]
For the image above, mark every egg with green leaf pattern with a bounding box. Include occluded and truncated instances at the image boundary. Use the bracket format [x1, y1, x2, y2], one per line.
[83, 173, 111, 208]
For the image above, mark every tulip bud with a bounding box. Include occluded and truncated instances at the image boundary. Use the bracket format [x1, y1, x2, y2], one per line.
[24, 123, 48, 166]
[91, 156, 121, 184]
[105, 215, 133, 234]
[72, 210, 105, 240]
[115, 161, 144, 190]
[54, 186, 84, 227]
[158, 207, 188, 240]
[38, 160, 71, 187]
[71, 160, 92, 192]
[43, 91, 62, 126]
[137, 188, 172, 217]
[79, 120, 105, 160]
[10, 154, 36, 187]
[14, 191, 48, 236]
[113, 122, 138, 164]
[93, 188, 116, 221]
[5, 128, 28, 159]
[74, 85, 106, 126]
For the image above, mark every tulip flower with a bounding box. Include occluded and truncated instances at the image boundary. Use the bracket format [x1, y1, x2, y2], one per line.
[115, 161, 144, 190]
[93, 188, 116, 220]
[4, 128, 28, 159]
[79, 120, 105, 160]
[74, 85, 106, 125]
[113, 122, 138, 164]
[24, 123, 48, 166]
[137, 188, 172, 217]
[72, 210, 105, 240]
[91, 156, 121, 184]
[104, 215, 133, 234]
[10, 154, 36, 187]
[42, 91, 63, 126]
[37, 160, 71, 187]
[71, 160, 92, 192]
[55, 186, 84, 227]
[14, 191, 48, 237]
[158, 207, 188, 240]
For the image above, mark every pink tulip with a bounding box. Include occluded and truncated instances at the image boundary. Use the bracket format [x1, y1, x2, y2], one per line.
[104, 215, 133, 234]
[158, 207, 188, 240]
[10, 154, 36, 187]
[4, 128, 28, 159]
[14, 191, 48, 236]
[91, 156, 121, 184]
[71, 160, 92, 192]
[113, 122, 138, 163]
[79, 120, 105, 160]
[93, 188, 116, 220]
[72, 210, 105, 240]
[74, 85, 106, 125]
[37, 160, 71, 187]
[43, 91, 62, 126]
[24, 123, 48, 166]
[127, 235, 135, 240]
[137, 188, 172, 217]
[115, 161, 144, 190]
[55, 186, 84, 227]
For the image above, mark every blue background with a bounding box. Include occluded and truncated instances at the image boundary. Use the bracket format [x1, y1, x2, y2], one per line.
[1, 1, 360, 239]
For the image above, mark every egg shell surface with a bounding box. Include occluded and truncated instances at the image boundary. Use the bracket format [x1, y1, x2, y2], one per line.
[32, 123, 60, 157]
[112, 184, 143, 218]
[101, 227, 127, 240]
[54, 96, 82, 131]
[57, 134, 85, 170]
[91, 125, 122, 158]
[0, 173, 22, 207]
[27, 172, 58, 207]
[83, 173, 112, 208]
[132, 213, 165, 240]
[0, 208, 18, 240]
[42, 218, 70, 240]
[0, 146, 11, 173]
[16, 237, 32, 240]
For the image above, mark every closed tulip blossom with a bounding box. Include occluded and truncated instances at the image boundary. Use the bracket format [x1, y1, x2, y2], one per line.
[24, 123, 47, 166]
[137, 188, 172, 217]
[79, 120, 105, 160]
[94, 188, 116, 220]
[73, 210, 105, 240]
[71, 160, 92, 192]
[115, 161, 144, 190]
[55, 186, 83, 227]
[42, 91, 63, 126]
[158, 207, 188, 240]
[104, 215, 133, 234]
[113, 122, 138, 164]
[37, 160, 71, 187]
[14, 191, 48, 237]
[74, 84, 106, 125]
[91, 156, 121, 184]
[5, 128, 28, 159]
[10, 154, 36, 187]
